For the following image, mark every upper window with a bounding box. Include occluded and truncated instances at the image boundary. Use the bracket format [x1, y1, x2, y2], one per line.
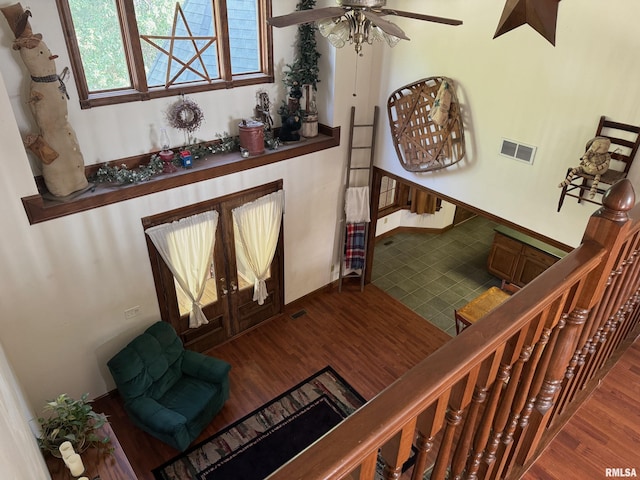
[56, 0, 273, 108]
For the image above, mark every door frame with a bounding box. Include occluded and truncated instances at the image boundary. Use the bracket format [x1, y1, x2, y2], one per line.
[141, 180, 284, 351]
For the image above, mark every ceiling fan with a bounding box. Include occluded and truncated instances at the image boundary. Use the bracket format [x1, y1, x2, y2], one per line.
[268, 0, 463, 55]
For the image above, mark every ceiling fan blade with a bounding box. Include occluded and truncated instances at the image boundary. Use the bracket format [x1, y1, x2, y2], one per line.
[379, 9, 463, 26]
[267, 7, 345, 28]
[362, 11, 410, 40]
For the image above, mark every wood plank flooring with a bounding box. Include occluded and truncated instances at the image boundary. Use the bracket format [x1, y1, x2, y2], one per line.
[93, 283, 452, 480]
[522, 335, 640, 480]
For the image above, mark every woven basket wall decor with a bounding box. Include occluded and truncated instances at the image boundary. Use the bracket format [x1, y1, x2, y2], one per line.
[387, 76, 465, 172]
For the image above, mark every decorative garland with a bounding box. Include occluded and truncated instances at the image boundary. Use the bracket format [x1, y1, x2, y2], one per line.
[91, 135, 238, 185]
[165, 97, 204, 133]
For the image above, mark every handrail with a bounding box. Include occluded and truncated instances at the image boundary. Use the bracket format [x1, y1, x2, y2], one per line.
[268, 179, 640, 480]
[268, 243, 604, 479]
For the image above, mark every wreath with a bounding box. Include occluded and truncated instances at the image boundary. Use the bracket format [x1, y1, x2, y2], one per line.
[166, 97, 204, 133]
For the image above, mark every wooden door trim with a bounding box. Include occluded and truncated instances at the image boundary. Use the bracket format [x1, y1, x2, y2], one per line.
[141, 180, 284, 350]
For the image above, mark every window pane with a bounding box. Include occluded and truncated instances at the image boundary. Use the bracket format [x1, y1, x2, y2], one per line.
[379, 176, 397, 209]
[136, 0, 220, 87]
[227, 0, 260, 74]
[68, 0, 130, 91]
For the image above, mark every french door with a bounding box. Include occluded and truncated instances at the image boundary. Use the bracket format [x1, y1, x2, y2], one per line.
[142, 181, 284, 352]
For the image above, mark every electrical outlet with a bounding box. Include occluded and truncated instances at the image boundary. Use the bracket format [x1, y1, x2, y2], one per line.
[124, 306, 140, 319]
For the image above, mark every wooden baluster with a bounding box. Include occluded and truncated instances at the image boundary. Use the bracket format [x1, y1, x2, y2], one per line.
[350, 450, 379, 480]
[568, 179, 635, 389]
[411, 395, 450, 480]
[519, 305, 590, 465]
[476, 327, 528, 479]
[493, 310, 552, 479]
[515, 312, 565, 466]
[431, 369, 479, 480]
[598, 241, 640, 363]
[380, 418, 417, 480]
[450, 349, 503, 480]
[516, 181, 636, 466]
[566, 270, 616, 401]
[465, 361, 510, 480]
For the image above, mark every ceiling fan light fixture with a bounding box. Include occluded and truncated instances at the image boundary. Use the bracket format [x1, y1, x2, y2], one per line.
[318, 17, 351, 48]
[370, 25, 401, 47]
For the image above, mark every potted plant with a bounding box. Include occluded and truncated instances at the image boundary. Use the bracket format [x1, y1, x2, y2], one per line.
[279, 0, 321, 138]
[37, 393, 111, 457]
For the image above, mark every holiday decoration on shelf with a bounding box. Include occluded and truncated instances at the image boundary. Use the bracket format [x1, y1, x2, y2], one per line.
[91, 135, 237, 185]
[494, 0, 561, 46]
[255, 91, 280, 150]
[1, 3, 89, 197]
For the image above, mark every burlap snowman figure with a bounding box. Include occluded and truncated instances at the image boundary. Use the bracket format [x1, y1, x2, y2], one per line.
[1, 3, 88, 197]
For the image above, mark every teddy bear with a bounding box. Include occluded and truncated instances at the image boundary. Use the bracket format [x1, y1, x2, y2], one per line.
[2, 3, 88, 197]
[558, 136, 611, 199]
[278, 114, 302, 142]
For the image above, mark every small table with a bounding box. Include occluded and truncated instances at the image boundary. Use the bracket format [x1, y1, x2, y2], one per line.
[454, 286, 511, 334]
[45, 423, 136, 479]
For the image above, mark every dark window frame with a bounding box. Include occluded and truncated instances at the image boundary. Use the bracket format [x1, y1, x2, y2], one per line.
[55, 0, 274, 109]
[378, 176, 408, 217]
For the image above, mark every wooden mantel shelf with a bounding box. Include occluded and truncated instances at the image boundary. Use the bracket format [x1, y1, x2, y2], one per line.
[22, 124, 340, 224]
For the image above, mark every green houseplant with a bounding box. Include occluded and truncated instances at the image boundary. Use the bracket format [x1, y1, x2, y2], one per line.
[279, 0, 321, 137]
[37, 393, 111, 456]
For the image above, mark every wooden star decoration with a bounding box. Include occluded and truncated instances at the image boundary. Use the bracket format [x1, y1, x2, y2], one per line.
[140, 3, 217, 88]
[494, 0, 561, 46]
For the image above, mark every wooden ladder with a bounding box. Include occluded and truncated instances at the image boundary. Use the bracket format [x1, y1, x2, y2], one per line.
[338, 106, 379, 292]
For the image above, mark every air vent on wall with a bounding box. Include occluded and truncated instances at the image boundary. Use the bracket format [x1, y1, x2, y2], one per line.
[500, 138, 536, 165]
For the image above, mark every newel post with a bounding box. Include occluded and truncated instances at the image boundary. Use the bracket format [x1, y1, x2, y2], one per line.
[519, 179, 635, 465]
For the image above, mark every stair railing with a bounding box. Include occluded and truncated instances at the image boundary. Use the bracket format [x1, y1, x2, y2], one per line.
[268, 179, 640, 480]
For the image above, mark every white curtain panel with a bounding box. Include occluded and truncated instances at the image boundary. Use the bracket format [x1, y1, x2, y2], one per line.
[232, 190, 284, 305]
[145, 210, 219, 328]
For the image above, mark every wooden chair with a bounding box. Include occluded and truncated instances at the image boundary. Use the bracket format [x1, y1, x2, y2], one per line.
[558, 116, 640, 212]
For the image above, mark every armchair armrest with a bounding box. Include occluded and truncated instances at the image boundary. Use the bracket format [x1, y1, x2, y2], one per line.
[126, 397, 186, 434]
[182, 350, 231, 384]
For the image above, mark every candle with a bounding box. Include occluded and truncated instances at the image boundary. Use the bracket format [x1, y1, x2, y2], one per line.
[65, 453, 85, 477]
[58, 441, 75, 460]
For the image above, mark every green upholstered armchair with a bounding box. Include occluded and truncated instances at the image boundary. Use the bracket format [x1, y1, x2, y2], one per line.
[107, 321, 231, 451]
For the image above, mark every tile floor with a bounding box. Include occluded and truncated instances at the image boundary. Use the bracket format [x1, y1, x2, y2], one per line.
[372, 216, 502, 336]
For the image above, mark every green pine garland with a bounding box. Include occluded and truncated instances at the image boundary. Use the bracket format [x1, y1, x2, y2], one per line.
[91, 135, 239, 185]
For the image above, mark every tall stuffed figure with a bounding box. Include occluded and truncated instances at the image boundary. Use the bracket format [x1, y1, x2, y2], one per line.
[558, 136, 611, 199]
[2, 3, 88, 197]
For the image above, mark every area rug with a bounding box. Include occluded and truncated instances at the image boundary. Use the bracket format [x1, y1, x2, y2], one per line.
[152, 366, 367, 480]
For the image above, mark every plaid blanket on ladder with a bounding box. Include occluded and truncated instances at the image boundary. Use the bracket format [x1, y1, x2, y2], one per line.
[345, 223, 366, 270]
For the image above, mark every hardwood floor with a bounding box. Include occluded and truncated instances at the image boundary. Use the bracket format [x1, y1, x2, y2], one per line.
[93, 283, 452, 480]
[522, 335, 640, 480]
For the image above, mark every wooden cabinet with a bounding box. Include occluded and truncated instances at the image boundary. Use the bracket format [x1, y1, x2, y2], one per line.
[487, 226, 566, 287]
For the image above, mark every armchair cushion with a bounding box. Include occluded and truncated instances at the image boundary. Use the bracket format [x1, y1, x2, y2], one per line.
[107, 321, 231, 451]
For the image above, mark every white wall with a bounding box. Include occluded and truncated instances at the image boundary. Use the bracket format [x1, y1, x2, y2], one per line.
[376, 201, 456, 237]
[0, 0, 380, 421]
[374, 0, 640, 247]
[0, 327, 50, 479]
